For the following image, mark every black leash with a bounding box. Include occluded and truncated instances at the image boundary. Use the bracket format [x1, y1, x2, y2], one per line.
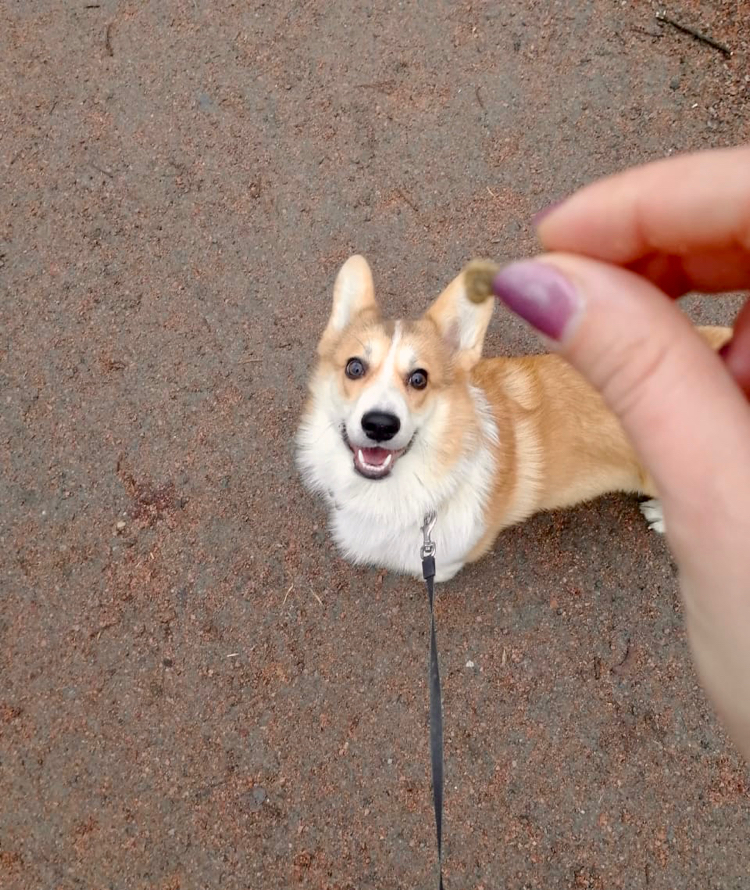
[420, 511, 444, 890]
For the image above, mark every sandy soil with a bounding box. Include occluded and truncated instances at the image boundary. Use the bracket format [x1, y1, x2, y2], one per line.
[2, 2, 749, 888]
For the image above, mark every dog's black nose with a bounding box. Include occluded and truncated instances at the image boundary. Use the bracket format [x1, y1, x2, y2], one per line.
[361, 411, 401, 442]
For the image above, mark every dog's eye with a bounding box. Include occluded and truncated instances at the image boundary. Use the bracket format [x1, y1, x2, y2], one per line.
[408, 369, 429, 390]
[345, 358, 367, 380]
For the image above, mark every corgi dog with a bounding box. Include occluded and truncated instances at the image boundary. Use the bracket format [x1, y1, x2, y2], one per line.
[296, 255, 731, 582]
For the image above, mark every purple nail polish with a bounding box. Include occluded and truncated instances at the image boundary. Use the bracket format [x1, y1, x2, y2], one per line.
[532, 199, 566, 227]
[491, 261, 582, 341]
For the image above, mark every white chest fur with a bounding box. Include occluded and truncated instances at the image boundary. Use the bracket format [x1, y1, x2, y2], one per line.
[328, 476, 488, 581]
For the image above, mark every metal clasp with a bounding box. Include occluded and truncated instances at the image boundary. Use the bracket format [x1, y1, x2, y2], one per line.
[420, 510, 437, 559]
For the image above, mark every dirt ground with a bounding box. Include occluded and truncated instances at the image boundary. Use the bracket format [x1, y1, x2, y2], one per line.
[2, 2, 750, 888]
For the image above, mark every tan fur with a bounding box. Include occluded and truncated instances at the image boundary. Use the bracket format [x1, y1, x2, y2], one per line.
[466, 326, 731, 561]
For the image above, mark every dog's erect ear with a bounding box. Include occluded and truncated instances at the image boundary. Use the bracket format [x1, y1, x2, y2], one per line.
[424, 269, 494, 370]
[319, 255, 379, 354]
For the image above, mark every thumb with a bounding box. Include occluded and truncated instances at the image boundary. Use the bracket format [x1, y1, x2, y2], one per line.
[490, 255, 750, 569]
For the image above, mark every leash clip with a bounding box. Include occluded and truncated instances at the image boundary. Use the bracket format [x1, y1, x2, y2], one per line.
[420, 510, 437, 559]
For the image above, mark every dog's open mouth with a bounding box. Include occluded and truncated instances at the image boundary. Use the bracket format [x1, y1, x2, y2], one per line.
[352, 444, 404, 479]
[342, 429, 406, 480]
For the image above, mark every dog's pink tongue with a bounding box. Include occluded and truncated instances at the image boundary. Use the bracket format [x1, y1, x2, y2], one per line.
[360, 447, 390, 466]
[353, 446, 397, 478]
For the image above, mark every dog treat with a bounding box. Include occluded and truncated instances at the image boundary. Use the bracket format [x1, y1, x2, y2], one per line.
[463, 259, 500, 304]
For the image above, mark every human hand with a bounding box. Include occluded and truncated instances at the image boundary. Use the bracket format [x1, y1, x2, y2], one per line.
[489, 145, 750, 758]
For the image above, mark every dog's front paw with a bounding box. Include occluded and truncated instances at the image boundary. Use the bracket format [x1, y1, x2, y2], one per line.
[640, 498, 665, 534]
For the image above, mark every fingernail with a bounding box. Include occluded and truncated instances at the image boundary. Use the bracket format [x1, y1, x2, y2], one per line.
[492, 260, 582, 342]
[532, 199, 566, 227]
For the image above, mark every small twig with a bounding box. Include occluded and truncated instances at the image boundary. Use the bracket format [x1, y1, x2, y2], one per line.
[395, 188, 420, 215]
[311, 591, 323, 606]
[105, 22, 114, 57]
[611, 638, 633, 674]
[655, 12, 731, 58]
[91, 163, 113, 178]
[394, 188, 430, 231]
[240, 357, 262, 364]
[475, 84, 486, 111]
[355, 80, 397, 94]
[282, 583, 294, 607]
[85, 3, 101, 7]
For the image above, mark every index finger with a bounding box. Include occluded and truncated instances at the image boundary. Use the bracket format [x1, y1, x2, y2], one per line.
[536, 145, 750, 294]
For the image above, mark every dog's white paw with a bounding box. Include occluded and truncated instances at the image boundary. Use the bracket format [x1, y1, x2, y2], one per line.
[640, 498, 665, 534]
